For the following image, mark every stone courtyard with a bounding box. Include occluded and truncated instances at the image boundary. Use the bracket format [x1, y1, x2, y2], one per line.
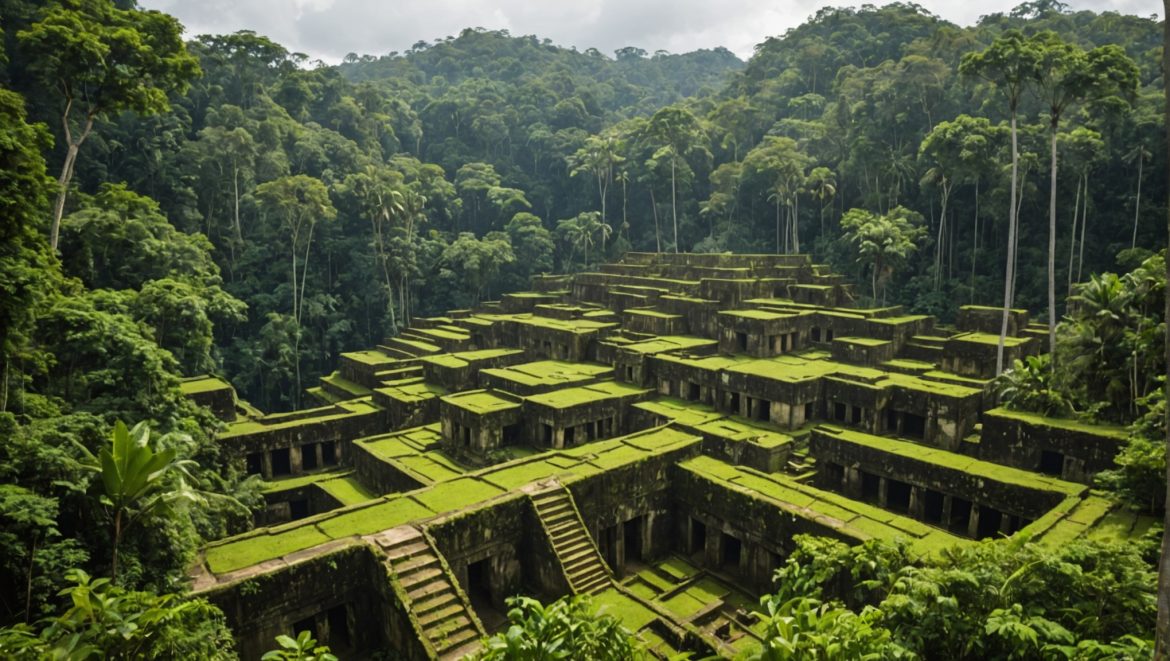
[178, 252, 1152, 659]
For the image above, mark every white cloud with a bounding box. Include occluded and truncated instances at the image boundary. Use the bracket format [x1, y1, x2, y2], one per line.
[140, 0, 1162, 64]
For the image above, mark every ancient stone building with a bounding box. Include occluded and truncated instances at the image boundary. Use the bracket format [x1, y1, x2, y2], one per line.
[181, 253, 1150, 660]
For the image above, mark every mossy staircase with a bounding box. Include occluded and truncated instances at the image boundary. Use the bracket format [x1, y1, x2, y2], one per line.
[372, 525, 484, 660]
[530, 484, 612, 595]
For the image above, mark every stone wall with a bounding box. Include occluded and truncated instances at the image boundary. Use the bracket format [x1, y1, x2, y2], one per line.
[978, 408, 1127, 483]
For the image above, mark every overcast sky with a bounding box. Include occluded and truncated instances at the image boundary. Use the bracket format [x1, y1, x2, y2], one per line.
[139, 0, 1162, 64]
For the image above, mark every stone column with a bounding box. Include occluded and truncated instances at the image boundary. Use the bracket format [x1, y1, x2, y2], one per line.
[261, 451, 273, 480]
[909, 486, 924, 520]
[967, 505, 982, 539]
[289, 445, 303, 475]
[877, 477, 889, 508]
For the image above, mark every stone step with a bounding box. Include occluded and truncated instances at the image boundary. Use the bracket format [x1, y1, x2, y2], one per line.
[439, 639, 482, 661]
[414, 591, 459, 617]
[426, 615, 473, 648]
[574, 574, 610, 594]
[394, 554, 439, 575]
[565, 554, 602, 576]
[385, 540, 431, 560]
[537, 501, 574, 518]
[531, 490, 568, 505]
[400, 566, 445, 588]
[547, 517, 578, 534]
[555, 538, 592, 558]
[560, 544, 597, 567]
[551, 525, 584, 544]
[434, 625, 480, 656]
[418, 603, 467, 629]
[407, 578, 452, 602]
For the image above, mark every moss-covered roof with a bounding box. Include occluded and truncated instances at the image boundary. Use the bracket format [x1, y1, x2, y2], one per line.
[200, 426, 700, 576]
[949, 332, 1030, 347]
[525, 380, 650, 409]
[616, 335, 718, 355]
[178, 375, 233, 395]
[680, 455, 966, 556]
[817, 426, 1086, 497]
[340, 350, 397, 367]
[374, 378, 448, 404]
[480, 360, 612, 388]
[441, 389, 521, 414]
[218, 399, 381, 439]
[984, 408, 1129, 439]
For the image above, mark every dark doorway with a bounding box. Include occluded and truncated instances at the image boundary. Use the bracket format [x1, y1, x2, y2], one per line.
[834, 402, 847, 422]
[754, 398, 770, 422]
[923, 490, 944, 524]
[542, 424, 554, 446]
[600, 524, 619, 570]
[688, 382, 701, 400]
[246, 452, 263, 476]
[690, 519, 706, 556]
[302, 444, 319, 471]
[805, 402, 815, 422]
[812, 327, 822, 342]
[903, 413, 926, 439]
[720, 533, 742, 572]
[292, 616, 317, 640]
[466, 557, 492, 608]
[271, 448, 291, 476]
[976, 508, 1003, 540]
[503, 423, 521, 445]
[886, 409, 899, 434]
[564, 426, 576, 446]
[624, 517, 644, 564]
[1038, 450, 1064, 476]
[949, 498, 972, 535]
[735, 332, 748, 352]
[326, 605, 351, 652]
[861, 472, 880, 503]
[289, 498, 309, 520]
[886, 480, 912, 513]
[322, 441, 338, 465]
[728, 392, 740, 414]
[851, 406, 863, 425]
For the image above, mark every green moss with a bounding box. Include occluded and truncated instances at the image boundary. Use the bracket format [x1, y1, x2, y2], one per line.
[318, 476, 377, 505]
[320, 372, 373, 397]
[205, 526, 332, 574]
[482, 459, 566, 489]
[985, 408, 1129, 440]
[819, 427, 1085, 496]
[414, 478, 506, 512]
[618, 335, 718, 355]
[720, 309, 791, 321]
[442, 389, 522, 414]
[593, 588, 660, 631]
[481, 360, 611, 388]
[316, 496, 436, 539]
[625, 579, 660, 600]
[634, 398, 725, 427]
[260, 469, 352, 494]
[657, 556, 700, 581]
[341, 350, 396, 366]
[179, 375, 232, 395]
[525, 380, 650, 410]
[951, 332, 1030, 347]
[393, 454, 467, 483]
[834, 336, 889, 347]
[660, 591, 707, 617]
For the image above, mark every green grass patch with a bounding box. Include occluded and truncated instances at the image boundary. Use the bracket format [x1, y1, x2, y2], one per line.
[316, 497, 435, 539]
[414, 478, 505, 512]
[660, 591, 707, 618]
[205, 526, 331, 574]
[260, 469, 351, 494]
[318, 476, 377, 505]
[593, 589, 660, 631]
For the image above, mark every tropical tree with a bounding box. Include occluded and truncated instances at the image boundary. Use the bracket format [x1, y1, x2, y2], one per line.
[568, 133, 625, 228]
[76, 421, 198, 582]
[18, 0, 200, 250]
[960, 30, 1041, 375]
[644, 106, 710, 253]
[840, 206, 926, 303]
[254, 175, 337, 401]
[743, 137, 811, 254]
[1030, 32, 1137, 354]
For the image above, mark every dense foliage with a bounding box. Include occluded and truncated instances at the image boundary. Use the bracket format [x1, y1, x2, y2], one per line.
[0, 0, 1165, 655]
[746, 534, 1157, 659]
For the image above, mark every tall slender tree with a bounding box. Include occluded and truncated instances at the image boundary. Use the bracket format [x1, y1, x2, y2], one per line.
[960, 31, 1041, 376]
[18, 0, 200, 251]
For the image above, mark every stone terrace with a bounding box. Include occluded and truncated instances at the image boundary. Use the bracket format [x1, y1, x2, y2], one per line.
[185, 252, 1151, 660]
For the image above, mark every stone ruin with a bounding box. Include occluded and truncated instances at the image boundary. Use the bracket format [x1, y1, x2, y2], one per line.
[178, 252, 1150, 659]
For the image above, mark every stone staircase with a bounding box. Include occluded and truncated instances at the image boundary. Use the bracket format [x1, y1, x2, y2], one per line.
[529, 484, 612, 595]
[370, 526, 484, 660]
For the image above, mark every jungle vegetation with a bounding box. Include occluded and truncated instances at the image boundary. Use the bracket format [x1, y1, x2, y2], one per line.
[0, 0, 1167, 656]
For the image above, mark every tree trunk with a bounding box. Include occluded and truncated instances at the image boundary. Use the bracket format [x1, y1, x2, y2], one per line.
[50, 109, 95, 252]
[671, 157, 679, 253]
[792, 194, 800, 253]
[233, 163, 243, 243]
[775, 198, 781, 254]
[24, 536, 37, 623]
[971, 180, 980, 303]
[1078, 173, 1088, 282]
[1133, 151, 1144, 249]
[112, 509, 122, 582]
[650, 188, 661, 253]
[1047, 124, 1058, 356]
[1067, 177, 1081, 300]
[996, 112, 1019, 376]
